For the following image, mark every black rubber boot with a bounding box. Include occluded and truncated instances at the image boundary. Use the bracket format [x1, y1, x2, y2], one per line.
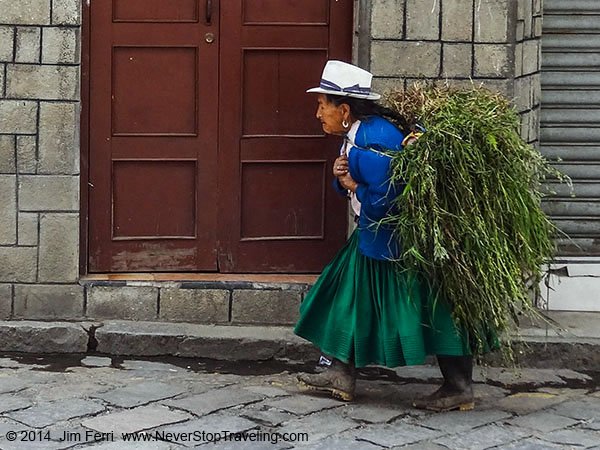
[297, 358, 356, 401]
[413, 355, 474, 412]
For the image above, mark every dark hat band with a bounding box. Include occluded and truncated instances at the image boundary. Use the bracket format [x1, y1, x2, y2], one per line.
[320, 79, 371, 96]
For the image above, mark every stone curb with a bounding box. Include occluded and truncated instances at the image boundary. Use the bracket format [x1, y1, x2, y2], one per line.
[0, 320, 599, 370]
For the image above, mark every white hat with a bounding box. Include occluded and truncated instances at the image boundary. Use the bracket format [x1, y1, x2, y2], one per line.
[307, 60, 381, 101]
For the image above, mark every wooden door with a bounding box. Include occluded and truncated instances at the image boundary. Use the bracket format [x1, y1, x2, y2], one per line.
[88, 0, 219, 271]
[88, 0, 352, 273]
[218, 0, 352, 272]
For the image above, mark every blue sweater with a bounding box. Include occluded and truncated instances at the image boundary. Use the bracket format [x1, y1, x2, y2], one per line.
[334, 116, 405, 261]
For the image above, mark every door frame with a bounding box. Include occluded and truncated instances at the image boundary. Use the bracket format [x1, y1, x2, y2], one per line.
[80, 0, 91, 275]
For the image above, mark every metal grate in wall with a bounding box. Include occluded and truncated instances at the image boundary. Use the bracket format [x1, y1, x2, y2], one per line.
[541, 0, 600, 256]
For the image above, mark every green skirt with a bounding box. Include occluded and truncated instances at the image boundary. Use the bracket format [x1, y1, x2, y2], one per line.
[294, 230, 471, 368]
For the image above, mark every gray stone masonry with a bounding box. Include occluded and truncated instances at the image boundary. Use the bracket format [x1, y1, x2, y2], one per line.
[87, 287, 158, 321]
[14, 284, 84, 319]
[15, 27, 41, 64]
[38, 102, 80, 174]
[38, 213, 79, 282]
[0, 0, 82, 316]
[0, 136, 16, 173]
[0, 175, 17, 245]
[0, 0, 51, 25]
[231, 290, 302, 325]
[7, 65, 79, 100]
[366, 0, 541, 145]
[159, 288, 230, 323]
[0, 284, 11, 319]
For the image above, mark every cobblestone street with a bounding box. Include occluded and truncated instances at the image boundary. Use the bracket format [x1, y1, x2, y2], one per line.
[0, 354, 598, 449]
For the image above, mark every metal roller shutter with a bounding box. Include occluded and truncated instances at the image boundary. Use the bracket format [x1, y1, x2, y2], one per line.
[541, 0, 600, 256]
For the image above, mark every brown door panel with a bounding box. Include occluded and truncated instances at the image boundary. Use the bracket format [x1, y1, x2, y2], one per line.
[218, 0, 352, 272]
[89, 0, 219, 272]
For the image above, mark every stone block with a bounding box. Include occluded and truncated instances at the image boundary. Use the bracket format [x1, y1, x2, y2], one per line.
[93, 381, 186, 408]
[506, 411, 579, 433]
[371, 0, 403, 39]
[442, 43, 472, 77]
[0, 320, 88, 352]
[419, 410, 512, 433]
[434, 424, 528, 449]
[542, 429, 600, 448]
[38, 102, 79, 174]
[346, 422, 443, 448]
[18, 175, 79, 211]
[516, 21, 525, 42]
[14, 284, 84, 319]
[16, 136, 37, 174]
[80, 356, 112, 367]
[442, 0, 473, 41]
[52, 0, 81, 25]
[406, 0, 439, 40]
[7, 398, 105, 428]
[372, 77, 403, 96]
[513, 76, 532, 113]
[517, 0, 527, 20]
[342, 404, 405, 424]
[42, 27, 79, 64]
[88, 286, 158, 320]
[534, 16, 543, 38]
[534, 0, 542, 15]
[0, 284, 11, 319]
[15, 27, 41, 63]
[0, 0, 51, 25]
[162, 387, 265, 416]
[474, 44, 511, 77]
[160, 288, 229, 323]
[0, 247, 37, 282]
[0, 136, 16, 173]
[371, 41, 441, 77]
[475, 0, 509, 42]
[523, 0, 533, 38]
[17, 212, 38, 246]
[529, 108, 540, 143]
[95, 320, 304, 359]
[0, 175, 16, 245]
[6, 64, 79, 100]
[532, 73, 541, 107]
[0, 100, 38, 134]
[156, 415, 258, 445]
[231, 290, 301, 325]
[38, 213, 79, 282]
[523, 39, 539, 75]
[0, 26, 14, 61]
[520, 110, 532, 142]
[82, 405, 191, 435]
[515, 42, 523, 77]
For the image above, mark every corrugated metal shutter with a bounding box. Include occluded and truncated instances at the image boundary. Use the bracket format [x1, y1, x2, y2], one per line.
[541, 0, 600, 256]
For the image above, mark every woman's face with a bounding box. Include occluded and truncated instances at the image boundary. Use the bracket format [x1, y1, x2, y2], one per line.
[315, 94, 349, 135]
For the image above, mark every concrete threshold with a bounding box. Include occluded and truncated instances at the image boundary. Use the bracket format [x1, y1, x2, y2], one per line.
[0, 311, 599, 370]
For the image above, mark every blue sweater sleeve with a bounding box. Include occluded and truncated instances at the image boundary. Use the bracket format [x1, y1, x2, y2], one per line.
[332, 178, 347, 196]
[354, 151, 398, 220]
[352, 117, 405, 221]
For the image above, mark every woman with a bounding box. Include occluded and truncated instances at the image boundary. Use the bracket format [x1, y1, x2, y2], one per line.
[294, 60, 475, 412]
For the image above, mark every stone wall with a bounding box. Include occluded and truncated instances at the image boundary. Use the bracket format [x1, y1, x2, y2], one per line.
[0, 0, 82, 319]
[363, 0, 542, 146]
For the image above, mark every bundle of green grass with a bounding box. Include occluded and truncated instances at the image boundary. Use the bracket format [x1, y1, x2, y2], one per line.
[383, 83, 564, 356]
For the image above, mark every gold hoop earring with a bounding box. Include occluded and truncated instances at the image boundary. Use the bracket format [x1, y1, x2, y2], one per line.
[342, 120, 349, 129]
